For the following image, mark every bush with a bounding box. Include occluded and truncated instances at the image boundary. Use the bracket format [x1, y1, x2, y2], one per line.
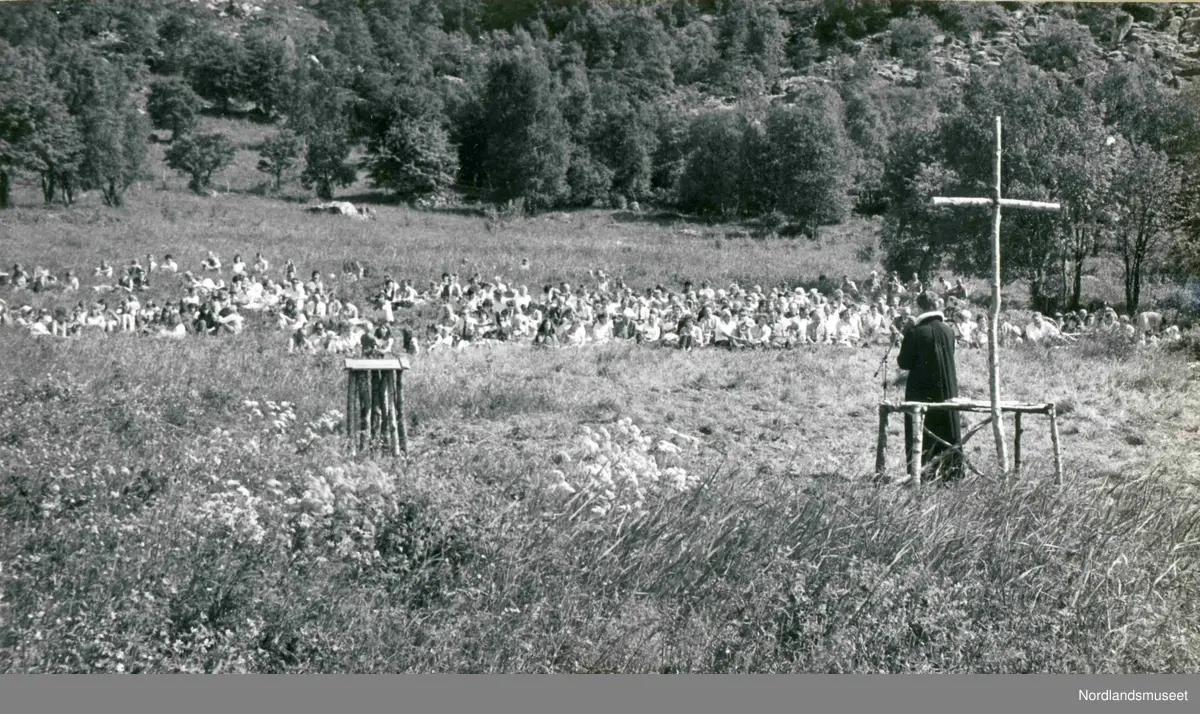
[364, 116, 459, 201]
[1026, 17, 1099, 74]
[164, 132, 236, 193]
[146, 77, 203, 142]
[888, 15, 941, 64]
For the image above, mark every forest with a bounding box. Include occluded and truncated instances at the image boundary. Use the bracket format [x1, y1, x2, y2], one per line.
[2, 0, 1200, 312]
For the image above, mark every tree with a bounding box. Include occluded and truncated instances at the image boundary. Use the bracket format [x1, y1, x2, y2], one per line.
[241, 26, 298, 119]
[479, 46, 570, 212]
[1050, 104, 1116, 311]
[676, 110, 750, 218]
[184, 29, 248, 114]
[0, 45, 82, 208]
[165, 132, 236, 193]
[61, 52, 149, 208]
[841, 82, 891, 213]
[765, 90, 856, 236]
[256, 130, 302, 191]
[897, 61, 1104, 309]
[364, 114, 458, 199]
[714, 0, 787, 95]
[1026, 16, 1098, 75]
[301, 128, 357, 200]
[1110, 141, 1180, 313]
[1093, 58, 1200, 157]
[586, 81, 656, 205]
[80, 97, 149, 207]
[147, 76, 202, 141]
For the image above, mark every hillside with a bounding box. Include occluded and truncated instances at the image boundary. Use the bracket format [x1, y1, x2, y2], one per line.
[3, 1, 1200, 314]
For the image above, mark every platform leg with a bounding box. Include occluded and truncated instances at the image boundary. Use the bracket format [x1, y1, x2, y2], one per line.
[1049, 406, 1063, 486]
[875, 405, 888, 483]
[346, 372, 357, 455]
[1013, 412, 1022, 482]
[396, 370, 408, 455]
[909, 407, 925, 488]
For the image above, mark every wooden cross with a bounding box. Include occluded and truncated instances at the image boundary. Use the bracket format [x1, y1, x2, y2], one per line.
[931, 116, 1061, 481]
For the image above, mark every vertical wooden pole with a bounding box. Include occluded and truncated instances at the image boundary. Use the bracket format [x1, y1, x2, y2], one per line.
[346, 369, 356, 455]
[909, 407, 925, 488]
[990, 115, 1010, 478]
[875, 404, 889, 482]
[372, 370, 382, 452]
[397, 368, 408, 455]
[1013, 412, 1022, 480]
[388, 371, 401, 457]
[359, 372, 369, 452]
[382, 371, 394, 457]
[1049, 405, 1063, 486]
[364, 371, 374, 452]
[377, 370, 388, 454]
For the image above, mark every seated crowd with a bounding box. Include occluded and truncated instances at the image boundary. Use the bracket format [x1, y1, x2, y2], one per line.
[0, 256, 1185, 356]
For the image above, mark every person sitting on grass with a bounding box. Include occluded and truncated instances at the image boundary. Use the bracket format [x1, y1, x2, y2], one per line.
[1097, 307, 1120, 333]
[161, 254, 178, 273]
[276, 298, 300, 331]
[307, 270, 325, 297]
[202, 252, 222, 273]
[158, 305, 186, 338]
[231, 254, 246, 277]
[359, 325, 383, 357]
[1024, 312, 1069, 346]
[290, 322, 312, 353]
[253, 252, 269, 274]
[862, 303, 889, 345]
[377, 324, 395, 354]
[216, 302, 244, 335]
[400, 326, 420, 355]
[128, 260, 149, 290]
[28, 310, 52, 336]
[30, 266, 56, 293]
[93, 260, 113, 279]
[833, 307, 860, 346]
[50, 307, 72, 338]
[954, 309, 981, 348]
[590, 311, 614, 345]
[117, 268, 135, 293]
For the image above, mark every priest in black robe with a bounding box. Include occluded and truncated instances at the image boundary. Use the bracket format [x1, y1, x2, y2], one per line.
[897, 292, 963, 482]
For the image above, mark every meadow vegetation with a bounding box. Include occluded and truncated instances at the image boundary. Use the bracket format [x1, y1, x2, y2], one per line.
[1, 0, 1199, 673]
[1, 183, 1199, 673]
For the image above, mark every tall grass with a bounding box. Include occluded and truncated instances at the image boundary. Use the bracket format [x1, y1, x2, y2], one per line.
[1, 149, 1197, 671]
[0, 322, 1197, 672]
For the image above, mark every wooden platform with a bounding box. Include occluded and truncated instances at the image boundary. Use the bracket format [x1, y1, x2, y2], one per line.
[883, 398, 1054, 415]
[345, 358, 411, 456]
[344, 357, 411, 371]
[876, 398, 1063, 487]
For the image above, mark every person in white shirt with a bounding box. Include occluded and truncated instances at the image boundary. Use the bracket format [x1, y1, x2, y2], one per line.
[161, 254, 178, 273]
[1024, 312, 1068, 345]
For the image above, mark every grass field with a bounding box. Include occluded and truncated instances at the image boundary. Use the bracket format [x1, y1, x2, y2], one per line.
[1, 135, 1199, 673]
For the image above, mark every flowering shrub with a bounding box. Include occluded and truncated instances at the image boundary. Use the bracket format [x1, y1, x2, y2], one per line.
[189, 479, 268, 546]
[242, 399, 341, 452]
[546, 418, 705, 518]
[290, 463, 397, 565]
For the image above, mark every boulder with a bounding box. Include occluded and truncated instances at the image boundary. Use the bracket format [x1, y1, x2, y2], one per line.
[1112, 13, 1134, 46]
[306, 201, 373, 220]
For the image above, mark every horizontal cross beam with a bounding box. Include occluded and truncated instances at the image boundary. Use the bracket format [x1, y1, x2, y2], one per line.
[932, 197, 1062, 212]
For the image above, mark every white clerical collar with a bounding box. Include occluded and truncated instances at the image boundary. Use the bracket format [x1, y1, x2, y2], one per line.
[914, 311, 944, 324]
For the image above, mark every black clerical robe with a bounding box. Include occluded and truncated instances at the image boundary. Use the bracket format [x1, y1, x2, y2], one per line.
[897, 311, 963, 482]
